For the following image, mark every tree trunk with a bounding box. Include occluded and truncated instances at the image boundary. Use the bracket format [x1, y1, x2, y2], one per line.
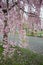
[3, 13, 8, 45]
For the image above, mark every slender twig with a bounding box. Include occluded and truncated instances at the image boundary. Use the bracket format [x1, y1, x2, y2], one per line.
[0, 0, 42, 18]
[9, 2, 18, 10]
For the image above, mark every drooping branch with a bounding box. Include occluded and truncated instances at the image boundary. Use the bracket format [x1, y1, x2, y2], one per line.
[9, 2, 18, 10]
[6, 0, 9, 8]
[0, 0, 41, 19]
[8, 0, 38, 17]
[27, 0, 36, 10]
[40, 0, 42, 5]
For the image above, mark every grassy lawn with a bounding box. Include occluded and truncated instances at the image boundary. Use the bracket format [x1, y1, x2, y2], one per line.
[26, 31, 43, 37]
[0, 42, 3, 54]
[0, 43, 43, 65]
[37, 31, 43, 37]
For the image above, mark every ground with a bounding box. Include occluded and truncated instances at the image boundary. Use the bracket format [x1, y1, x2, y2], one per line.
[0, 45, 43, 65]
[27, 36, 43, 54]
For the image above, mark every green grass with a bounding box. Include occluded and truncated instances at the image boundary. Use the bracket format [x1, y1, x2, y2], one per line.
[37, 31, 43, 37]
[0, 45, 43, 65]
[0, 45, 3, 53]
[26, 31, 43, 37]
[0, 42, 3, 55]
[26, 32, 35, 36]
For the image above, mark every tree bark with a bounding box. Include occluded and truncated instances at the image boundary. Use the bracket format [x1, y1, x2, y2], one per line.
[3, 13, 8, 44]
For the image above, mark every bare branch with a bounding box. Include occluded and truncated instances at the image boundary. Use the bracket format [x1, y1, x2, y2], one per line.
[0, 0, 41, 18]
[6, 0, 9, 8]
[9, 2, 18, 10]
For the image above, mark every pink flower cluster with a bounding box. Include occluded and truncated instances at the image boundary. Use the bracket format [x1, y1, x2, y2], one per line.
[3, 26, 10, 33]
[3, 41, 16, 58]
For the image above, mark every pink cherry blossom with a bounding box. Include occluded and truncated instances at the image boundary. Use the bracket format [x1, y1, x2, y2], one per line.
[3, 44, 9, 49]
[3, 26, 10, 33]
